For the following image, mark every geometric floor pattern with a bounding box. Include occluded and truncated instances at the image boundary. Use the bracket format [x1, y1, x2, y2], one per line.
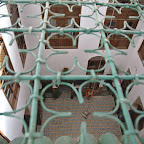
[37, 87, 122, 141]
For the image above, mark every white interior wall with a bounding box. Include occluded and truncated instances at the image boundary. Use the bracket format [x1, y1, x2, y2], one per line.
[127, 17, 144, 105]
[0, 4, 31, 140]
[19, 2, 109, 75]
[126, 17, 144, 135]
[19, 1, 128, 76]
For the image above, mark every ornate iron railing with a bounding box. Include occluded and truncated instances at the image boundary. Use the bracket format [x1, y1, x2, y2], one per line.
[0, 0, 144, 143]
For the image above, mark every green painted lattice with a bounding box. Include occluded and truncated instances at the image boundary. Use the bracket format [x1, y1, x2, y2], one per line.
[0, 0, 144, 143]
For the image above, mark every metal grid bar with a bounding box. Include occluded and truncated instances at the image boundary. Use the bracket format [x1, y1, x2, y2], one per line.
[0, 0, 144, 143]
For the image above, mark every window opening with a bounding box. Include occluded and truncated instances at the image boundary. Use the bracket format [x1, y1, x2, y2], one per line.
[45, 5, 81, 49]
[7, 4, 27, 67]
[0, 37, 20, 110]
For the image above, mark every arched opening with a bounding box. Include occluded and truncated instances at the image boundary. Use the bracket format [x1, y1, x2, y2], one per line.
[87, 56, 105, 74]
[86, 56, 105, 94]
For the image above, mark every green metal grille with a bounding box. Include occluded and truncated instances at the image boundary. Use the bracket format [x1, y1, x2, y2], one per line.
[0, 0, 144, 143]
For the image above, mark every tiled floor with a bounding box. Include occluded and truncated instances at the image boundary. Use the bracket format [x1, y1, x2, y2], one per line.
[37, 87, 122, 141]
